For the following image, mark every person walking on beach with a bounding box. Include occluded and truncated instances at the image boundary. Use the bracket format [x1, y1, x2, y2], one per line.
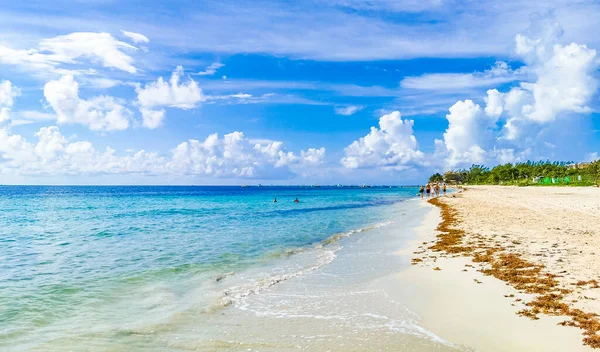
[419, 185, 425, 199]
[425, 183, 431, 197]
[442, 184, 446, 196]
[434, 183, 440, 197]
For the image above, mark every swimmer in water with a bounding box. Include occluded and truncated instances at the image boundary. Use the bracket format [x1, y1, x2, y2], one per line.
[274, 198, 277, 202]
[294, 198, 299, 203]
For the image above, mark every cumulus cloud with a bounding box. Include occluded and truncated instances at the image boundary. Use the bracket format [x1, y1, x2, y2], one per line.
[121, 30, 150, 44]
[169, 132, 325, 178]
[0, 80, 20, 123]
[136, 66, 205, 128]
[437, 100, 494, 167]
[0, 126, 324, 180]
[197, 62, 225, 76]
[0, 108, 10, 123]
[334, 105, 363, 116]
[44, 75, 132, 131]
[0, 126, 165, 176]
[0, 32, 139, 75]
[139, 108, 165, 129]
[484, 89, 504, 118]
[340, 111, 424, 170]
[0, 80, 20, 108]
[437, 13, 599, 168]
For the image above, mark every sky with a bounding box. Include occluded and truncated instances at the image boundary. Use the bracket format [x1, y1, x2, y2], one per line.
[0, 0, 599, 185]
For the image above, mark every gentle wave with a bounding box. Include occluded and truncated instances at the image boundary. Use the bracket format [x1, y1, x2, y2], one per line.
[320, 220, 392, 246]
[219, 248, 338, 310]
[211, 221, 394, 311]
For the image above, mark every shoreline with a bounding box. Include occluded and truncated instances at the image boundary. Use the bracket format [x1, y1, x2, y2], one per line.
[13, 188, 598, 351]
[178, 199, 458, 352]
[397, 186, 599, 350]
[204, 192, 598, 351]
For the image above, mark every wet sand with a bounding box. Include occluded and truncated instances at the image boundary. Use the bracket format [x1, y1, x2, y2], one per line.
[402, 186, 600, 351]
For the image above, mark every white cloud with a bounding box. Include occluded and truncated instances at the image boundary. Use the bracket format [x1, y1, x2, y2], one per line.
[0, 108, 10, 123]
[10, 119, 35, 126]
[519, 43, 597, 123]
[439, 100, 491, 167]
[253, 140, 325, 169]
[248, 138, 277, 145]
[197, 62, 224, 76]
[106, 0, 513, 60]
[168, 131, 293, 178]
[0, 80, 21, 124]
[140, 108, 165, 129]
[86, 77, 124, 89]
[586, 152, 599, 162]
[483, 89, 504, 118]
[204, 93, 254, 103]
[230, 93, 251, 99]
[0, 126, 165, 176]
[334, 105, 363, 116]
[0, 45, 64, 73]
[0, 126, 325, 180]
[18, 111, 57, 121]
[8, 110, 56, 127]
[136, 66, 204, 128]
[497, 15, 598, 130]
[0, 32, 139, 75]
[44, 75, 131, 131]
[437, 13, 599, 169]
[400, 62, 525, 91]
[0, 80, 20, 108]
[39, 32, 138, 73]
[6, 0, 600, 63]
[340, 111, 424, 170]
[301, 148, 326, 166]
[121, 30, 150, 44]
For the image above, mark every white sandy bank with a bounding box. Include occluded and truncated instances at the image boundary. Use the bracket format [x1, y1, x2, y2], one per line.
[378, 198, 593, 351]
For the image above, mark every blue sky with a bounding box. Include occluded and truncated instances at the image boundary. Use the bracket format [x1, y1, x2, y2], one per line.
[0, 0, 599, 185]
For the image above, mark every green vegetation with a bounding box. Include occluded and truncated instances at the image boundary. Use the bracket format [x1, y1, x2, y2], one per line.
[429, 173, 444, 183]
[436, 160, 600, 186]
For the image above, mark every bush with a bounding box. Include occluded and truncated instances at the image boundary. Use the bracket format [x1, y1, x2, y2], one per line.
[432, 160, 600, 186]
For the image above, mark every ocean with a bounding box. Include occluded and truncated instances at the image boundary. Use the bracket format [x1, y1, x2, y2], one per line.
[0, 186, 458, 351]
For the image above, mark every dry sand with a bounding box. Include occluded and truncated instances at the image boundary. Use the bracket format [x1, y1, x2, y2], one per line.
[394, 186, 600, 351]
[444, 186, 600, 316]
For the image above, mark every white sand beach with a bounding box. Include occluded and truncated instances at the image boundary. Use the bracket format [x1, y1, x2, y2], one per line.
[398, 186, 600, 351]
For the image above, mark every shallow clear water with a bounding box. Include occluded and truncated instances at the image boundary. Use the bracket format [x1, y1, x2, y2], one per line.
[0, 186, 434, 350]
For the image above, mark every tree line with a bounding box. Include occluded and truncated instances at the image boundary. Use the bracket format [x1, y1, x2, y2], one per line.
[429, 160, 600, 186]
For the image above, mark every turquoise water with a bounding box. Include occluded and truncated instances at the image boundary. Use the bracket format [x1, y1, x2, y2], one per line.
[0, 186, 419, 350]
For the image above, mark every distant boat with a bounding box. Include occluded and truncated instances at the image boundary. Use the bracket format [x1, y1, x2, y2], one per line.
[257, 184, 262, 187]
[241, 184, 248, 188]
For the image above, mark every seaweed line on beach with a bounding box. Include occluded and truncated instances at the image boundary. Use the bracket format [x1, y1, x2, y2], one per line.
[417, 195, 600, 348]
